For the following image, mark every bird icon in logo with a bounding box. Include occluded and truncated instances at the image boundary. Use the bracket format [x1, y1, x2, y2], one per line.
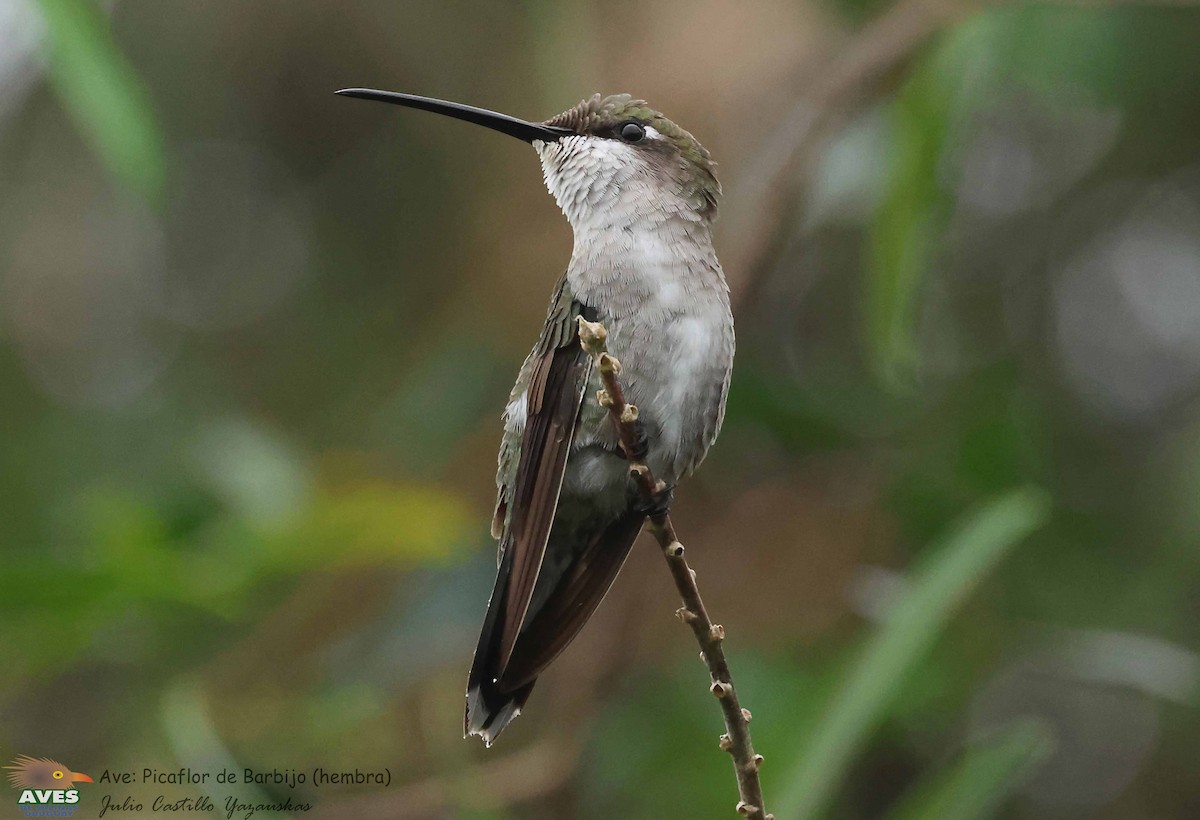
[4, 756, 94, 790]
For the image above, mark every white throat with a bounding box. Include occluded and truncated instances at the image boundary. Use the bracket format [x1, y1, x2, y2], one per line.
[533, 135, 718, 306]
[535, 136, 710, 292]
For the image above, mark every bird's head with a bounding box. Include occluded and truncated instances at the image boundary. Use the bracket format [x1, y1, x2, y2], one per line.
[4, 756, 93, 789]
[536, 93, 720, 230]
[335, 89, 720, 231]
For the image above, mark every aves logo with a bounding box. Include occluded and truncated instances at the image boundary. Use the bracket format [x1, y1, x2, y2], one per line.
[4, 756, 93, 817]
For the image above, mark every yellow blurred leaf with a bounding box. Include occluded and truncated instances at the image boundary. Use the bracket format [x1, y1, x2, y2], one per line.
[270, 481, 472, 569]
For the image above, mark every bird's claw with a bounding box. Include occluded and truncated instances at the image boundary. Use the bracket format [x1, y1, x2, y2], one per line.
[624, 419, 650, 462]
[635, 482, 675, 519]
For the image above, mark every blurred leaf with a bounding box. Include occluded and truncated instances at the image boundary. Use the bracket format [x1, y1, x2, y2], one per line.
[776, 487, 1051, 819]
[584, 652, 836, 820]
[723, 366, 856, 452]
[823, 0, 891, 28]
[0, 474, 472, 684]
[864, 16, 1029, 390]
[190, 419, 313, 528]
[371, 341, 512, 473]
[34, 0, 166, 203]
[270, 481, 471, 569]
[160, 680, 263, 802]
[865, 44, 953, 390]
[886, 720, 1055, 820]
[983, 5, 1126, 103]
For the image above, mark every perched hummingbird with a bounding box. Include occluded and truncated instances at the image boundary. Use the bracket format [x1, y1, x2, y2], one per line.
[337, 89, 734, 744]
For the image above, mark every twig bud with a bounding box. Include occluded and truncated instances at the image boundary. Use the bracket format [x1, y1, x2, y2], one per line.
[620, 404, 639, 424]
[741, 708, 752, 723]
[711, 681, 731, 699]
[598, 352, 621, 375]
[573, 316, 609, 355]
[689, 568, 697, 582]
[576, 317, 608, 353]
[710, 624, 725, 641]
[736, 802, 759, 816]
[718, 733, 733, 751]
[752, 754, 764, 770]
[676, 607, 697, 624]
[666, 541, 684, 558]
[597, 389, 613, 407]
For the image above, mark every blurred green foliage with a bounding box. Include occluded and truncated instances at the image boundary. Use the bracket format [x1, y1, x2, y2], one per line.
[34, 0, 165, 204]
[887, 720, 1054, 820]
[779, 489, 1050, 818]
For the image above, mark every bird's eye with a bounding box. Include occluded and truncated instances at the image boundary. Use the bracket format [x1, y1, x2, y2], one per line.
[619, 122, 645, 143]
[53, 771, 64, 779]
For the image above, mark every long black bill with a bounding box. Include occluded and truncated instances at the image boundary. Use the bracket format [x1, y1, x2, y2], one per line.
[335, 88, 573, 143]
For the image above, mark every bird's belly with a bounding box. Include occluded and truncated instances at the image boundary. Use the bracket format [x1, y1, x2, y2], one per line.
[560, 444, 628, 501]
[606, 308, 732, 484]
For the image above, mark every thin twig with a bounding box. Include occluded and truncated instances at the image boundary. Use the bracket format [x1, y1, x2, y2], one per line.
[577, 317, 771, 820]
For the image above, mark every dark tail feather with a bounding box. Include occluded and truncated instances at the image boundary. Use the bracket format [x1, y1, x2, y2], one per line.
[465, 510, 645, 744]
[464, 676, 534, 747]
[499, 510, 645, 692]
[465, 549, 533, 745]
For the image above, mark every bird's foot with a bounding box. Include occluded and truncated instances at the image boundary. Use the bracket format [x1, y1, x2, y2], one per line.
[622, 416, 650, 463]
[634, 482, 675, 520]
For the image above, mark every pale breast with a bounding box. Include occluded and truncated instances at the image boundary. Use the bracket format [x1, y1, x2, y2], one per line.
[589, 274, 733, 485]
[562, 197, 734, 487]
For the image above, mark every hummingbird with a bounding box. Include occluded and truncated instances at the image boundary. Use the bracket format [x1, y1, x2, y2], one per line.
[337, 89, 734, 744]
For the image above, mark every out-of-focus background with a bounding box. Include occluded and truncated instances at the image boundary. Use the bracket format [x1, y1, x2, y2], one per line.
[3, 0, 1200, 817]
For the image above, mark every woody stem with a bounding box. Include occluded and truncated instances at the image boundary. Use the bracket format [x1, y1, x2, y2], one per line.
[577, 317, 770, 820]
